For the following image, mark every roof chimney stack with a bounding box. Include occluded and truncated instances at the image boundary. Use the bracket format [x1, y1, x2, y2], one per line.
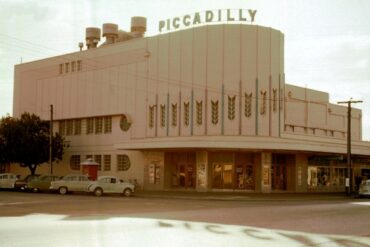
[131, 17, 147, 38]
[85, 27, 101, 49]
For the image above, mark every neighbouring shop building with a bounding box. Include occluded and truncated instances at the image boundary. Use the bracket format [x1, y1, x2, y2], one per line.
[11, 13, 370, 193]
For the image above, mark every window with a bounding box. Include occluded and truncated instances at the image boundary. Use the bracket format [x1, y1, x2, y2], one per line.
[70, 155, 80, 171]
[95, 117, 103, 134]
[120, 115, 131, 131]
[59, 121, 66, 135]
[66, 120, 73, 136]
[94, 155, 102, 171]
[117, 154, 131, 171]
[86, 118, 94, 134]
[65, 63, 69, 73]
[104, 117, 112, 133]
[77, 60, 82, 71]
[211, 100, 218, 125]
[71, 61, 76, 72]
[59, 64, 64, 74]
[74, 119, 81, 135]
[103, 155, 111, 171]
[149, 105, 155, 128]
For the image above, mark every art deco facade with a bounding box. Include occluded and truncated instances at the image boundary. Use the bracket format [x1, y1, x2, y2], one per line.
[12, 18, 370, 192]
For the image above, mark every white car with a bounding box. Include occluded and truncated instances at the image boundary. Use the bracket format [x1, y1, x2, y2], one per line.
[50, 174, 92, 195]
[88, 176, 135, 197]
[359, 179, 370, 197]
[0, 173, 18, 189]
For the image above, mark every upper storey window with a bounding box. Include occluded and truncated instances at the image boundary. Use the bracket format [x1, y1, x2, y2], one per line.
[59, 60, 82, 75]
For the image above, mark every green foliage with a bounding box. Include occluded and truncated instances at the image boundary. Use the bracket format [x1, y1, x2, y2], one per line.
[0, 113, 64, 175]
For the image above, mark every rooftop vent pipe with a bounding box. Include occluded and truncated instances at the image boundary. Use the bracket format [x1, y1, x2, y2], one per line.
[85, 27, 101, 49]
[102, 23, 118, 45]
[131, 17, 147, 38]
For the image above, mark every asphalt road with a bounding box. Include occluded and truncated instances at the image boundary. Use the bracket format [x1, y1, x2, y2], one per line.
[1, 191, 370, 247]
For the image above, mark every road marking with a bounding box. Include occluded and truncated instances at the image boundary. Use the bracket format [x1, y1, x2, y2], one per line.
[351, 202, 370, 206]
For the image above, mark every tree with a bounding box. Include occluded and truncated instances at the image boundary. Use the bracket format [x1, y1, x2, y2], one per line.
[0, 113, 64, 175]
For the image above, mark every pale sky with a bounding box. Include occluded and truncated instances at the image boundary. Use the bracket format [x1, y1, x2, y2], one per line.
[0, 0, 369, 140]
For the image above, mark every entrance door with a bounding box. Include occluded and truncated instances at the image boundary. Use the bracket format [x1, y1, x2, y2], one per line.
[212, 163, 233, 189]
[235, 164, 255, 190]
[271, 164, 286, 190]
[175, 163, 195, 189]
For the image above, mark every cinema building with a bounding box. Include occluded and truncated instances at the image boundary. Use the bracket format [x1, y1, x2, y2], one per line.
[12, 15, 370, 193]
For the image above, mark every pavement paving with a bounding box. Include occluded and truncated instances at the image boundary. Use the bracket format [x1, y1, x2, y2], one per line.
[134, 190, 356, 201]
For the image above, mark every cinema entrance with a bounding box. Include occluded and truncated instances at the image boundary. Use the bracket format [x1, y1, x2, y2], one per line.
[165, 152, 196, 189]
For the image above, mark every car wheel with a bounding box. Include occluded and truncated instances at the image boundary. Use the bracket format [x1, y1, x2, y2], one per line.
[123, 188, 132, 197]
[59, 187, 68, 195]
[94, 188, 103, 197]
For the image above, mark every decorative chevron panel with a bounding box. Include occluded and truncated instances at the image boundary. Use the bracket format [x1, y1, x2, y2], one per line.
[171, 103, 177, 127]
[244, 93, 252, 118]
[149, 105, 155, 128]
[211, 100, 219, 125]
[273, 89, 277, 112]
[196, 100, 203, 125]
[228, 95, 236, 120]
[160, 104, 166, 127]
[184, 102, 189, 126]
[260, 90, 267, 115]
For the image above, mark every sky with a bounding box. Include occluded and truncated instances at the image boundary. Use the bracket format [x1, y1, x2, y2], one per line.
[0, 0, 369, 140]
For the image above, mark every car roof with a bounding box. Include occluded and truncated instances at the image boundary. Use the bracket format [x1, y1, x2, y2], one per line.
[98, 176, 119, 179]
[0, 173, 17, 176]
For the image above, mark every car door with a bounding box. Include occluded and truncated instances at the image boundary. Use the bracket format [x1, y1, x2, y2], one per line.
[77, 176, 90, 191]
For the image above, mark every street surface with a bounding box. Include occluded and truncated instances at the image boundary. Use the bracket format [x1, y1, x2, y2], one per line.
[0, 191, 369, 246]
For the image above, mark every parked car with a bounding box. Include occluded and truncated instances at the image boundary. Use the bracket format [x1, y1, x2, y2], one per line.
[0, 173, 18, 189]
[27, 175, 62, 192]
[359, 179, 370, 198]
[15, 174, 40, 190]
[50, 174, 92, 195]
[87, 176, 135, 197]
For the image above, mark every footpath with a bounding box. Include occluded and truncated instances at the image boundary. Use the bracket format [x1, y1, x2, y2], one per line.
[134, 190, 358, 201]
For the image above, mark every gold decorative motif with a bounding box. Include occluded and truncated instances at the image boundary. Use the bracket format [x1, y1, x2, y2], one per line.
[196, 100, 203, 125]
[228, 95, 236, 120]
[160, 104, 166, 127]
[244, 93, 252, 118]
[120, 114, 131, 131]
[149, 105, 155, 128]
[272, 89, 277, 112]
[184, 102, 189, 126]
[260, 90, 267, 115]
[171, 103, 177, 127]
[211, 100, 219, 125]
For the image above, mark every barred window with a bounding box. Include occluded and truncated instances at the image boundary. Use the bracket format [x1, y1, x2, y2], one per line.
[71, 61, 76, 72]
[104, 155, 111, 171]
[117, 154, 131, 171]
[104, 116, 112, 133]
[77, 60, 82, 71]
[59, 64, 64, 74]
[70, 155, 80, 171]
[66, 120, 73, 136]
[95, 117, 103, 134]
[65, 62, 69, 73]
[94, 155, 102, 171]
[74, 119, 81, 135]
[59, 121, 66, 135]
[86, 118, 94, 134]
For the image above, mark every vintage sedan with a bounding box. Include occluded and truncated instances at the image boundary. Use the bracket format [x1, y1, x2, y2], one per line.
[15, 174, 40, 190]
[359, 179, 370, 198]
[87, 176, 135, 197]
[50, 174, 92, 195]
[0, 173, 18, 189]
[27, 175, 62, 192]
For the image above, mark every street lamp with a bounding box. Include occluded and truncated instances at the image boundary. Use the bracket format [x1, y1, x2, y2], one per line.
[337, 98, 363, 196]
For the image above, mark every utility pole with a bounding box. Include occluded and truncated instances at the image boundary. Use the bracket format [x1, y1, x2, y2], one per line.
[49, 104, 53, 175]
[337, 98, 362, 196]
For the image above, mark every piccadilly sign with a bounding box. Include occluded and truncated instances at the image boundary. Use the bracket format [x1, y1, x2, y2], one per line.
[159, 9, 257, 32]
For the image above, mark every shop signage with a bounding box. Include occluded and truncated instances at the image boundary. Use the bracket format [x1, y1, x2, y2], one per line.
[159, 9, 257, 32]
